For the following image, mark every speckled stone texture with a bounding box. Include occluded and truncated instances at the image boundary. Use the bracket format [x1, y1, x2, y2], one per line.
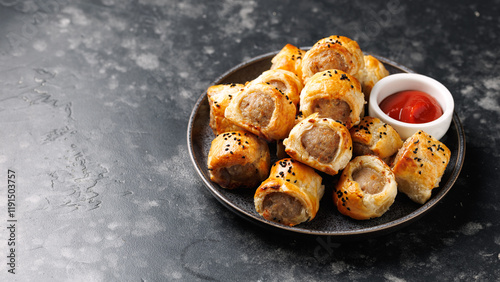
[0, 0, 498, 281]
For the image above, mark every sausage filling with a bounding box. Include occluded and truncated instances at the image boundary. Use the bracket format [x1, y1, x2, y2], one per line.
[267, 79, 287, 94]
[240, 92, 275, 126]
[262, 192, 305, 225]
[312, 98, 351, 126]
[352, 167, 385, 194]
[311, 52, 348, 74]
[301, 125, 339, 163]
[219, 163, 259, 185]
[353, 143, 374, 157]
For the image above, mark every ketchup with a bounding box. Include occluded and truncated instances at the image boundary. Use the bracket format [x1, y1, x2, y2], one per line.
[379, 90, 442, 124]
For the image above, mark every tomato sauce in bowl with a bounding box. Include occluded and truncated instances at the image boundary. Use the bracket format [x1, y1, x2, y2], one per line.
[379, 90, 443, 124]
[368, 73, 454, 140]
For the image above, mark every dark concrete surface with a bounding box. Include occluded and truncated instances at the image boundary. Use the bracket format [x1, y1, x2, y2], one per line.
[0, 0, 499, 281]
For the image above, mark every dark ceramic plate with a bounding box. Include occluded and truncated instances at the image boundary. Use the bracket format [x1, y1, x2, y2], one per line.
[187, 51, 466, 239]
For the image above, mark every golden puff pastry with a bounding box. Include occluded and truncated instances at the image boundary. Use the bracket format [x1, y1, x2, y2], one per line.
[225, 82, 296, 141]
[250, 69, 303, 107]
[254, 158, 324, 226]
[354, 55, 390, 101]
[301, 35, 364, 84]
[299, 69, 365, 129]
[333, 155, 397, 220]
[391, 130, 451, 204]
[350, 116, 403, 164]
[283, 113, 352, 175]
[207, 83, 246, 135]
[270, 44, 306, 82]
[207, 130, 270, 189]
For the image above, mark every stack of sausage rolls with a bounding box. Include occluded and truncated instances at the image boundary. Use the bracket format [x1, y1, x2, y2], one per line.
[206, 35, 451, 226]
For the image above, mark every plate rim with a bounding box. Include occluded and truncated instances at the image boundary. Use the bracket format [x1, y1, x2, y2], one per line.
[187, 50, 466, 238]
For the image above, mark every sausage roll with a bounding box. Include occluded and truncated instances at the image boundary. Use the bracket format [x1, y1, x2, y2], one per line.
[333, 155, 397, 220]
[301, 35, 364, 84]
[250, 69, 303, 107]
[207, 130, 270, 189]
[349, 116, 403, 164]
[354, 55, 390, 101]
[225, 82, 296, 141]
[391, 130, 451, 204]
[299, 69, 365, 129]
[283, 113, 352, 175]
[207, 83, 246, 135]
[254, 158, 325, 226]
[270, 44, 306, 82]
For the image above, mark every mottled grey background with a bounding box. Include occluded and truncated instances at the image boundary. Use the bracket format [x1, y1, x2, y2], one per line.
[0, 0, 498, 281]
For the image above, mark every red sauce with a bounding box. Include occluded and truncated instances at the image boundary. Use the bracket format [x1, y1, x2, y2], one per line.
[379, 90, 443, 124]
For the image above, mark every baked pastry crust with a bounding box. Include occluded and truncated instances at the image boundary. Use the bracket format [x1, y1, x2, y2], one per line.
[270, 44, 306, 82]
[283, 113, 352, 175]
[391, 130, 451, 204]
[334, 155, 397, 220]
[207, 130, 270, 189]
[299, 69, 364, 129]
[207, 83, 246, 135]
[254, 158, 324, 226]
[350, 116, 403, 164]
[301, 35, 364, 84]
[250, 69, 303, 107]
[354, 55, 390, 101]
[225, 82, 296, 141]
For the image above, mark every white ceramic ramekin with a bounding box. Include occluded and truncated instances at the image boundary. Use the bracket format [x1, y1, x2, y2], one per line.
[368, 73, 454, 140]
